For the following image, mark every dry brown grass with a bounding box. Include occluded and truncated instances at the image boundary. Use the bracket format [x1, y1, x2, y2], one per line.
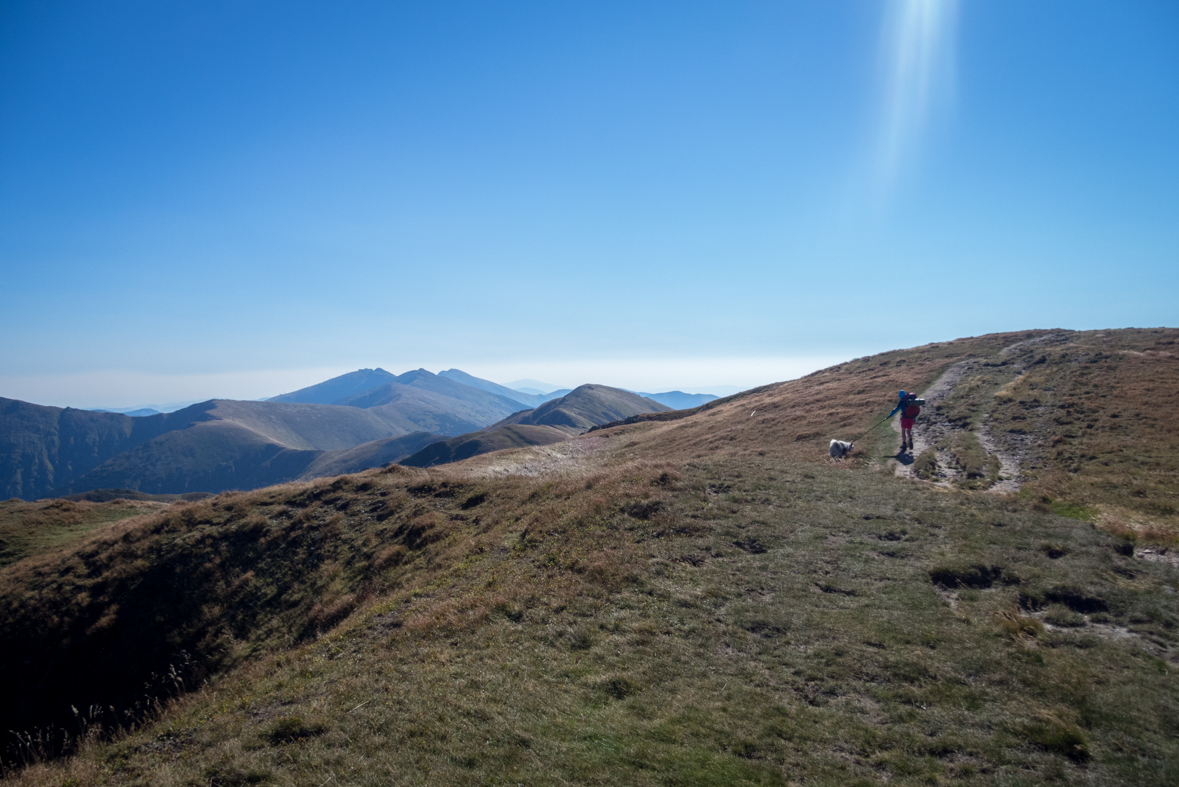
[2, 328, 1178, 784]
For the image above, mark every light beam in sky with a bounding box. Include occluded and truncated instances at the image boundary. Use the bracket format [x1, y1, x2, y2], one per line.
[877, 0, 958, 192]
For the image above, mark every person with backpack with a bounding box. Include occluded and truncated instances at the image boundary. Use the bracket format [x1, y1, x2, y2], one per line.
[888, 390, 924, 454]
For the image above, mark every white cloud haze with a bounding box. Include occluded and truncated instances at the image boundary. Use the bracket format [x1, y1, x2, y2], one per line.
[0, 355, 851, 410]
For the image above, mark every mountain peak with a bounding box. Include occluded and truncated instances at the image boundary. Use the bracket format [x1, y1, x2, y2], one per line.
[269, 368, 398, 405]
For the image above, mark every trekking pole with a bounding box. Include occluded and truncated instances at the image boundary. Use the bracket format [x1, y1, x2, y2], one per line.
[849, 415, 892, 443]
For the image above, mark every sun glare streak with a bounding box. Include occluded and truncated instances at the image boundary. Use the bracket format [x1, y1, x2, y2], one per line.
[877, 0, 958, 193]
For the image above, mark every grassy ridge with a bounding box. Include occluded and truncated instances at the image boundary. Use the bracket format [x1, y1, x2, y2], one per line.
[1, 329, 1177, 784]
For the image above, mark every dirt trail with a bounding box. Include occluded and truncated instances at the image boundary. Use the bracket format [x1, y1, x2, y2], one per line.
[973, 419, 1022, 493]
[889, 349, 1027, 493]
[889, 360, 978, 487]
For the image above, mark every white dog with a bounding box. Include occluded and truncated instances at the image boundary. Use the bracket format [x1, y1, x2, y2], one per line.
[829, 439, 854, 460]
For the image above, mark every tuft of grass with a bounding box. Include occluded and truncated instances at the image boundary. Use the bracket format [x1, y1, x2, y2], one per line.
[997, 609, 1045, 640]
[1044, 606, 1087, 628]
[1022, 712, 1091, 762]
[202, 763, 272, 785]
[944, 432, 1001, 489]
[930, 564, 1005, 589]
[912, 449, 939, 480]
[1039, 542, 1069, 559]
[262, 716, 325, 746]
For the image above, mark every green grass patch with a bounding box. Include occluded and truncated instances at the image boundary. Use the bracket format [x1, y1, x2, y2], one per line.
[1045, 498, 1099, 522]
[0, 498, 168, 568]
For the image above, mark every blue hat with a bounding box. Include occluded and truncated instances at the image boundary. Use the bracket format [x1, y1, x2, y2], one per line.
[898, 390, 906, 398]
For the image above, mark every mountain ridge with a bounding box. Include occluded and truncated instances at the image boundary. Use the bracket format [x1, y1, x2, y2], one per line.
[437, 369, 547, 408]
[493, 384, 672, 433]
[400, 384, 673, 467]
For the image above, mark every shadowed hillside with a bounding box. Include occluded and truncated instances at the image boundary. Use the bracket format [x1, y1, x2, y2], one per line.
[2, 329, 1177, 785]
[56, 401, 435, 497]
[400, 424, 569, 468]
[294, 432, 445, 480]
[0, 399, 193, 500]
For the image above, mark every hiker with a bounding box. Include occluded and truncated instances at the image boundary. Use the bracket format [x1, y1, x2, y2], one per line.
[888, 390, 923, 454]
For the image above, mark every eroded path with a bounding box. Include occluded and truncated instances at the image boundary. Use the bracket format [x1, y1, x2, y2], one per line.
[888, 337, 1057, 492]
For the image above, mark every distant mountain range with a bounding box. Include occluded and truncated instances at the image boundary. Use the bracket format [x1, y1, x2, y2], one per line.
[401, 385, 671, 467]
[270, 369, 715, 411]
[634, 391, 717, 409]
[436, 369, 549, 408]
[0, 396, 452, 499]
[504, 378, 563, 394]
[1, 368, 720, 499]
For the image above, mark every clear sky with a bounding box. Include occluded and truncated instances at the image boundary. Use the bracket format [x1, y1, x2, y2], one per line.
[2, 1, 1177, 408]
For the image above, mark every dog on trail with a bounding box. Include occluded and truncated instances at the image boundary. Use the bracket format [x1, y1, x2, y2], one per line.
[829, 439, 854, 460]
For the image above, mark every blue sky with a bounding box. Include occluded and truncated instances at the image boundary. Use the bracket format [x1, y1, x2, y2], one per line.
[2, 1, 1176, 407]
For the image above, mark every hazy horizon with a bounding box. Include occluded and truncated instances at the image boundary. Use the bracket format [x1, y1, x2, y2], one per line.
[0, 353, 851, 411]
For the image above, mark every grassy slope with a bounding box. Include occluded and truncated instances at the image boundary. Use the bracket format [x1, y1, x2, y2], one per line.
[400, 386, 676, 469]
[934, 330, 1179, 536]
[0, 498, 171, 569]
[604, 327, 1179, 537]
[401, 424, 570, 468]
[2, 329, 1177, 785]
